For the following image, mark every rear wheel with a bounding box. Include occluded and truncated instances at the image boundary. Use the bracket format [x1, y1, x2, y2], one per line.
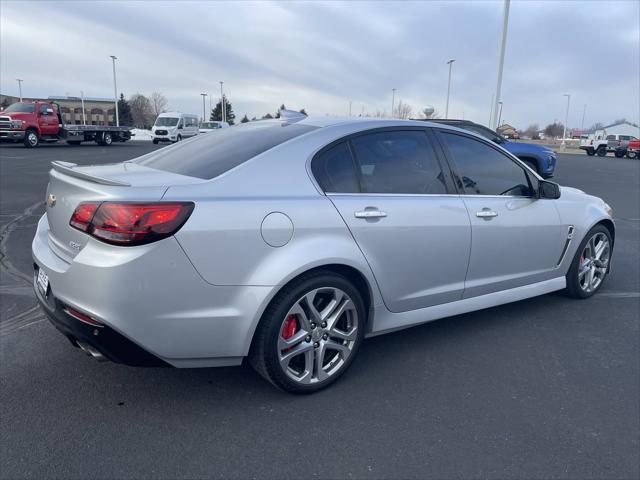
[250, 271, 365, 393]
[563, 225, 612, 299]
[586, 148, 595, 156]
[596, 146, 607, 157]
[614, 149, 625, 158]
[627, 150, 637, 159]
[152, 139, 159, 145]
[23, 130, 39, 148]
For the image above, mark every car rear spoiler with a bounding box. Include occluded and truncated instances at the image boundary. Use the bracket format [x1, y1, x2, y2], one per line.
[51, 161, 131, 187]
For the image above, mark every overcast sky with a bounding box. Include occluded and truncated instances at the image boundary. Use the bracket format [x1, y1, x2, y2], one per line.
[1, 0, 638, 129]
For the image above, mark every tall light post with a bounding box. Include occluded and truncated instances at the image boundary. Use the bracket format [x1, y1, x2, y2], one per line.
[200, 93, 208, 122]
[561, 93, 571, 148]
[580, 104, 587, 134]
[209, 94, 212, 118]
[80, 90, 86, 125]
[445, 59, 455, 118]
[491, 0, 510, 130]
[391, 88, 396, 118]
[219, 81, 225, 123]
[497, 101, 504, 129]
[109, 56, 119, 126]
[16, 79, 23, 102]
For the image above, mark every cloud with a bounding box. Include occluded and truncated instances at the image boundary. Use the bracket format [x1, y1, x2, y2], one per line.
[1, 0, 638, 128]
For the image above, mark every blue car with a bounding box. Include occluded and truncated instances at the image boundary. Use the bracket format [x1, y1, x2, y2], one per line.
[430, 120, 557, 178]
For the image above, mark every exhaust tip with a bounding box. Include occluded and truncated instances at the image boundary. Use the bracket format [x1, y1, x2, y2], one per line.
[76, 341, 107, 362]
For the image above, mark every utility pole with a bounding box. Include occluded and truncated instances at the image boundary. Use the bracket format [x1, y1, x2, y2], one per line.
[209, 94, 212, 119]
[219, 81, 225, 123]
[491, 0, 510, 130]
[391, 88, 396, 118]
[200, 93, 208, 122]
[81, 90, 86, 125]
[497, 101, 504, 129]
[109, 56, 119, 126]
[445, 59, 455, 118]
[580, 104, 587, 133]
[561, 93, 571, 149]
[16, 79, 23, 102]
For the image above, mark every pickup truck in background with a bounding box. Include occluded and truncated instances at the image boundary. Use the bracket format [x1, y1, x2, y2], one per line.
[0, 101, 132, 148]
[626, 139, 639, 159]
[428, 119, 557, 178]
[579, 129, 638, 157]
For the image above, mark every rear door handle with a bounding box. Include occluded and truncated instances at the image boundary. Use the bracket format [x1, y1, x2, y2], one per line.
[476, 210, 498, 218]
[355, 210, 387, 219]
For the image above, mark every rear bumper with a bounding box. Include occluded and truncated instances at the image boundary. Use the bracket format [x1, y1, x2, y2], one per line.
[32, 214, 274, 368]
[0, 130, 26, 141]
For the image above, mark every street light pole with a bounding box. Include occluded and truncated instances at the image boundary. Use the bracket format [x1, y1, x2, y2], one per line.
[580, 104, 587, 133]
[200, 93, 208, 122]
[445, 59, 455, 118]
[209, 94, 212, 119]
[391, 88, 396, 118]
[81, 90, 86, 125]
[109, 56, 119, 126]
[16, 79, 23, 102]
[491, 0, 510, 130]
[219, 81, 225, 123]
[497, 101, 504, 128]
[561, 93, 571, 148]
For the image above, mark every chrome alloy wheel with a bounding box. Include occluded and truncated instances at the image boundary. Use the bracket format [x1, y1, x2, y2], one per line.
[578, 232, 610, 293]
[26, 131, 38, 146]
[277, 287, 358, 384]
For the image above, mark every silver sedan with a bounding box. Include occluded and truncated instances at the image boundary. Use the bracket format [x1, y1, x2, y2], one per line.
[32, 117, 614, 392]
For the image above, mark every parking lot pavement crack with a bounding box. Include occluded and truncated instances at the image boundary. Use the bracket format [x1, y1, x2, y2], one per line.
[0, 201, 43, 286]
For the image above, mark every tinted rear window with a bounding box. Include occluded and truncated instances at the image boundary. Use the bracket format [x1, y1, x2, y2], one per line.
[134, 121, 317, 179]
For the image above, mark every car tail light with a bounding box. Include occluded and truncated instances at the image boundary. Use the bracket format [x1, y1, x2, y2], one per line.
[69, 202, 194, 246]
[64, 305, 103, 327]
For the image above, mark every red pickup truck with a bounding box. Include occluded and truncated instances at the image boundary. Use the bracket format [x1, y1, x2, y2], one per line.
[0, 101, 132, 148]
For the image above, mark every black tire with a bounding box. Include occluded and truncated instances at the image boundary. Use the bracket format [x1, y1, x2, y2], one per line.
[614, 150, 625, 158]
[66, 141, 82, 146]
[152, 139, 159, 145]
[249, 271, 366, 393]
[627, 150, 637, 159]
[596, 146, 607, 157]
[563, 224, 612, 299]
[102, 132, 113, 146]
[177, 135, 182, 142]
[23, 130, 39, 148]
[586, 148, 595, 156]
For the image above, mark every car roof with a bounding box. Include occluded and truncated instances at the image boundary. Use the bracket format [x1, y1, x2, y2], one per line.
[296, 116, 444, 129]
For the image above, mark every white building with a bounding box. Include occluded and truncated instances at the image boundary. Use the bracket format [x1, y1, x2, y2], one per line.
[602, 121, 640, 138]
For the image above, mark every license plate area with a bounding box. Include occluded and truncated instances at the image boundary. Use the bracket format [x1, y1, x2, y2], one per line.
[37, 268, 49, 297]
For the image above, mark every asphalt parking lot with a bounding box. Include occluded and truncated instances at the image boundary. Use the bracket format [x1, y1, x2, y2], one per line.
[1, 142, 638, 479]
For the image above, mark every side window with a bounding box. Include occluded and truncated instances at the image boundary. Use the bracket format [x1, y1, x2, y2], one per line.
[311, 142, 359, 193]
[606, 135, 616, 140]
[350, 130, 447, 194]
[39, 104, 49, 115]
[440, 132, 533, 197]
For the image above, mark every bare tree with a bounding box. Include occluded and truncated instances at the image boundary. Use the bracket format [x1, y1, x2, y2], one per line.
[524, 123, 540, 139]
[150, 91, 168, 118]
[393, 100, 413, 120]
[129, 93, 154, 129]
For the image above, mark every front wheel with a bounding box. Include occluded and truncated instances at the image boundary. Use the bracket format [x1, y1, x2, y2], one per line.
[152, 139, 159, 145]
[564, 225, 612, 299]
[250, 272, 366, 393]
[627, 150, 637, 159]
[23, 130, 39, 148]
[596, 146, 607, 157]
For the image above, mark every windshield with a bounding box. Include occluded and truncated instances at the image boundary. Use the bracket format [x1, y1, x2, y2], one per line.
[200, 122, 218, 129]
[155, 117, 179, 127]
[4, 103, 36, 113]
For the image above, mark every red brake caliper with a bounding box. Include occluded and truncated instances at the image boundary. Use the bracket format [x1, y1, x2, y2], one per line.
[281, 314, 298, 352]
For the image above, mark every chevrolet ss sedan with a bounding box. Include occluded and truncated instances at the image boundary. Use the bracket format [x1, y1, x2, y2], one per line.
[32, 116, 614, 393]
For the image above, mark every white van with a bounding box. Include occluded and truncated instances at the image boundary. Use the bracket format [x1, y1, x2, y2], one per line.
[152, 112, 199, 144]
[199, 121, 230, 133]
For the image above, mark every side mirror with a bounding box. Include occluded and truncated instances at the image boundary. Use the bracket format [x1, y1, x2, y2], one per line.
[539, 180, 561, 199]
[177, 124, 183, 129]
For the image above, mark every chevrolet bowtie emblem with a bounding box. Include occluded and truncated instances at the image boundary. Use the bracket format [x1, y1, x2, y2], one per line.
[46, 194, 56, 208]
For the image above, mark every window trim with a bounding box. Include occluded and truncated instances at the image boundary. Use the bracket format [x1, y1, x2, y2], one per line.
[309, 126, 457, 196]
[433, 128, 537, 198]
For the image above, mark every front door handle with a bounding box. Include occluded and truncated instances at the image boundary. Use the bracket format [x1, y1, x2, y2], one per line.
[476, 210, 498, 218]
[355, 210, 387, 219]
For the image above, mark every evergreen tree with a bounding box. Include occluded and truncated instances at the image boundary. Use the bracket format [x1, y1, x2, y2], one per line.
[240, 114, 249, 123]
[262, 113, 274, 119]
[117, 93, 133, 126]
[210, 95, 236, 125]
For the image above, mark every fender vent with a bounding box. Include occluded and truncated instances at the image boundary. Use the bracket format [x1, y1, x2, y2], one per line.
[556, 225, 575, 267]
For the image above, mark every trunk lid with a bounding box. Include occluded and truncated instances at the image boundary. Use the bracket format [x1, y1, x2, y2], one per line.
[46, 162, 204, 262]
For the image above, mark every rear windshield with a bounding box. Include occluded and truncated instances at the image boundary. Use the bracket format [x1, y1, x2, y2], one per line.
[134, 121, 318, 179]
[4, 103, 36, 113]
